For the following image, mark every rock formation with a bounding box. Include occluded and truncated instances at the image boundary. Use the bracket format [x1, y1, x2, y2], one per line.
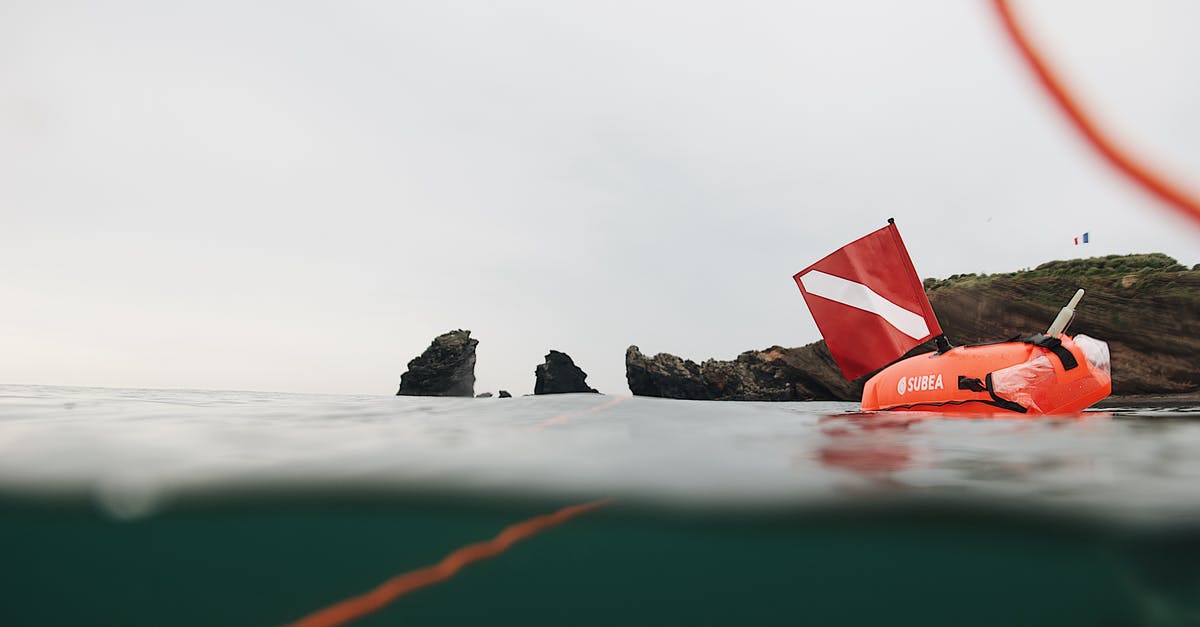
[498, 390, 512, 398]
[534, 350, 598, 394]
[396, 330, 478, 397]
[627, 254, 1200, 399]
[625, 347, 711, 400]
[625, 344, 858, 401]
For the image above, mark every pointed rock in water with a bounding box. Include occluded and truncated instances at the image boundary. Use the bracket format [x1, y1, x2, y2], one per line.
[498, 390, 512, 398]
[534, 350, 598, 394]
[396, 330, 477, 397]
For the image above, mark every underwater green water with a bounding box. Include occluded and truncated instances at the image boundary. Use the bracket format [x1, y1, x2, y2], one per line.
[4, 497, 1199, 627]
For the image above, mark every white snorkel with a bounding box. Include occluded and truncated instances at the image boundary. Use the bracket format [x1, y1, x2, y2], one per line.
[1046, 288, 1085, 336]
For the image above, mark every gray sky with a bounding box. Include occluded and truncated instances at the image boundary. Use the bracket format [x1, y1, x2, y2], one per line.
[3, 0, 1198, 396]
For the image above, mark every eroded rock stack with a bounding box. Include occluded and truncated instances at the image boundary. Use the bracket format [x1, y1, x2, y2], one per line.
[396, 330, 478, 397]
[534, 350, 598, 394]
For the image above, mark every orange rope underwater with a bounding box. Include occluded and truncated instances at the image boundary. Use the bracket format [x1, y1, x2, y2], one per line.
[993, 0, 1200, 227]
[284, 498, 611, 627]
[532, 394, 631, 430]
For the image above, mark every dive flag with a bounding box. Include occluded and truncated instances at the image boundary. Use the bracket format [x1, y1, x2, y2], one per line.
[793, 221, 942, 380]
[1074, 232, 1090, 245]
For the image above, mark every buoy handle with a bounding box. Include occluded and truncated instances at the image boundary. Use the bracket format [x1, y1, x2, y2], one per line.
[1046, 288, 1085, 336]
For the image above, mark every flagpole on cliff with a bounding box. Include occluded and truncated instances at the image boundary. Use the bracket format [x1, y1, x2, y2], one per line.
[888, 217, 955, 354]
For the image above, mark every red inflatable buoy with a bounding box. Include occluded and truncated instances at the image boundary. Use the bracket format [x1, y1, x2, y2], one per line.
[861, 333, 1111, 415]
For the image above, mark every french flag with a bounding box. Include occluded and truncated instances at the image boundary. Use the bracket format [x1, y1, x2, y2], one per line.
[1074, 232, 1090, 245]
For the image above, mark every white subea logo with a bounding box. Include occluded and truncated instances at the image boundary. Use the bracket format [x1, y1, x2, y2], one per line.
[798, 270, 930, 340]
[895, 374, 945, 396]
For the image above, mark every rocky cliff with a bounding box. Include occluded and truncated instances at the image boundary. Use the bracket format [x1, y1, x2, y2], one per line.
[627, 254, 1200, 400]
[625, 344, 858, 401]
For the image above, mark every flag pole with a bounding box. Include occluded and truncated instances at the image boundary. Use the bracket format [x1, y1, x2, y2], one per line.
[888, 217, 955, 354]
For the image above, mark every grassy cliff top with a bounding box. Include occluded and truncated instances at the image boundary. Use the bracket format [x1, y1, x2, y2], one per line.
[916, 253, 1199, 395]
[924, 253, 1197, 292]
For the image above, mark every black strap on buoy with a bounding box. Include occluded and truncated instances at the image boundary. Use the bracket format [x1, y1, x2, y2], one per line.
[957, 375, 986, 392]
[985, 373, 1028, 413]
[1015, 334, 1078, 370]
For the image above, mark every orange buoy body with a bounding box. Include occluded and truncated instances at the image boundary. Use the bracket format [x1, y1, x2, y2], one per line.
[861, 333, 1111, 415]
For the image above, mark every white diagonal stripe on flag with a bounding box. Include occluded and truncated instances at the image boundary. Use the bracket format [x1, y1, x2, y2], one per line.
[798, 270, 930, 340]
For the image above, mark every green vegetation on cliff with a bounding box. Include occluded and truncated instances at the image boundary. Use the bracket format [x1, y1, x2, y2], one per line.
[925, 253, 1192, 292]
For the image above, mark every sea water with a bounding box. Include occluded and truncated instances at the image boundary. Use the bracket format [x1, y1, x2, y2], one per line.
[2, 384, 1200, 626]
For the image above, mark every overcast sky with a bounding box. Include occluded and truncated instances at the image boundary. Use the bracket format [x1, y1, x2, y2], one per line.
[3, 0, 1198, 396]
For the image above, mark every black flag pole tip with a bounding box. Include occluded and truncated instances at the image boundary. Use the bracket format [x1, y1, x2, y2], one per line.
[887, 217, 895, 224]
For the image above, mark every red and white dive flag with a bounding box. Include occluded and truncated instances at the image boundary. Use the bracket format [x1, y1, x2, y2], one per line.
[793, 221, 942, 380]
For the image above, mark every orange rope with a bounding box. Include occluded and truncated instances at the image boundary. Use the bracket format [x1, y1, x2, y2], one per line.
[993, 0, 1200, 227]
[532, 395, 631, 430]
[284, 498, 611, 627]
